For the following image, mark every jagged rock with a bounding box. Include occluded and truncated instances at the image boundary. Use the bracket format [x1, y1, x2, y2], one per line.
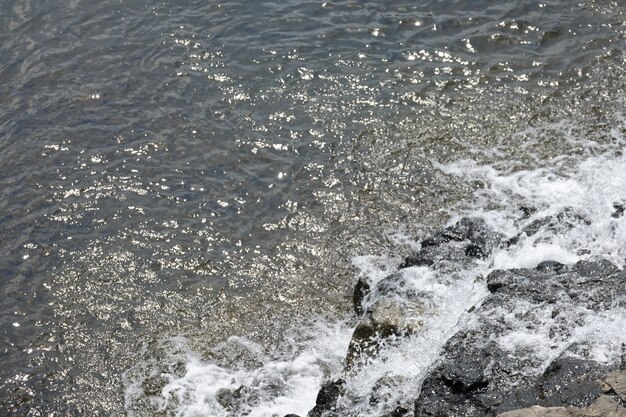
[354, 278, 371, 316]
[401, 217, 502, 269]
[504, 209, 594, 248]
[612, 203, 625, 218]
[414, 259, 626, 417]
[510, 209, 591, 245]
[536, 260, 566, 272]
[308, 379, 346, 417]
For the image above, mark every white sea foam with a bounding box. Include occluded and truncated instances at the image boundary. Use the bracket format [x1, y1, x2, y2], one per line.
[440, 146, 626, 266]
[492, 242, 579, 269]
[124, 322, 352, 417]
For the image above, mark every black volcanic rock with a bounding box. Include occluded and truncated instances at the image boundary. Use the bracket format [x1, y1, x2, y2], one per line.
[308, 379, 346, 417]
[414, 260, 626, 417]
[300, 209, 626, 417]
[353, 277, 371, 316]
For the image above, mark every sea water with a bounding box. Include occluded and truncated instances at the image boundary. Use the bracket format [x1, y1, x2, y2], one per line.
[1, 0, 625, 415]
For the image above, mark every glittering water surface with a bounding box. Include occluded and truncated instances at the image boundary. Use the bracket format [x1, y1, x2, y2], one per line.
[1, 0, 625, 415]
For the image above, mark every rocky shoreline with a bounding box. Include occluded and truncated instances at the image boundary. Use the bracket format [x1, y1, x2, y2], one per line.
[289, 212, 626, 417]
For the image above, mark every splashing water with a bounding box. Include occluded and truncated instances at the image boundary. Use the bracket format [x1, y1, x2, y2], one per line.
[124, 118, 626, 416]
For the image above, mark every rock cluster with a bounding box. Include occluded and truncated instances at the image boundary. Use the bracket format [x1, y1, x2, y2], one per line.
[287, 214, 626, 417]
[415, 259, 626, 416]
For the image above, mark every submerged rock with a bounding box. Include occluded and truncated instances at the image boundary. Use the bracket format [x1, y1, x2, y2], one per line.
[414, 259, 626, 417]
[400, 217, 502, 269]
[346, 272, 426, 371]
[382, 405, 410, 417]
[345, 297, 424, 371]
[215, 385, 249, 412]
[507, 208, 592, 246]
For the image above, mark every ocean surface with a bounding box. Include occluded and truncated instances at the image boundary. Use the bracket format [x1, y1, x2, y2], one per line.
[1, 0, 626, 415]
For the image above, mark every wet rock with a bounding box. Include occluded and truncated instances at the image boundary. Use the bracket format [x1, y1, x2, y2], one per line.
[574, 259, 621, 279]
[400, 254, 434, 268]
[536, 260, 566, 272]
[401, 217, 502, 269]
[215, 387, 236, 410]
[510, 209, 590, 247]
[522, 216, 555, 237]
[580, 395, 626, 416]
[374, 272, 417, 298]
[346, 296, 424, 370]
[215, 385, 248, 412]
[308, 379, 346, 417]
[440, 359, 489, 394]
[369, 374, 408, 408]
[353, 278, 371, 316]
[486, 269, 516, 293]
[382, 405, 410, 417]
[520, 206, 537, 218]
[414, 259, 626, 417]
[346, 270, 428, 370]
[420, 217, 489, 248]
[527, 357, 607, 408]
[142, 374, 168, 396]
[346, 298, 423, 370]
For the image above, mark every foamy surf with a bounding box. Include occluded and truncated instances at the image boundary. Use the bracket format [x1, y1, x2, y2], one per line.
[124, 122, 626, 417]
[124, 322, 352, 417]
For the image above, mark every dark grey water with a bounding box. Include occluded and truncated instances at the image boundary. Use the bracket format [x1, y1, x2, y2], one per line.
[1, 0, 625, 415]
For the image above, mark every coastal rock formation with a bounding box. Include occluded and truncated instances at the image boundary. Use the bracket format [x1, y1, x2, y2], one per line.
[347, 217, 502, 371]
[300, 215, 626, 417]
[414, 259, 626, 416]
